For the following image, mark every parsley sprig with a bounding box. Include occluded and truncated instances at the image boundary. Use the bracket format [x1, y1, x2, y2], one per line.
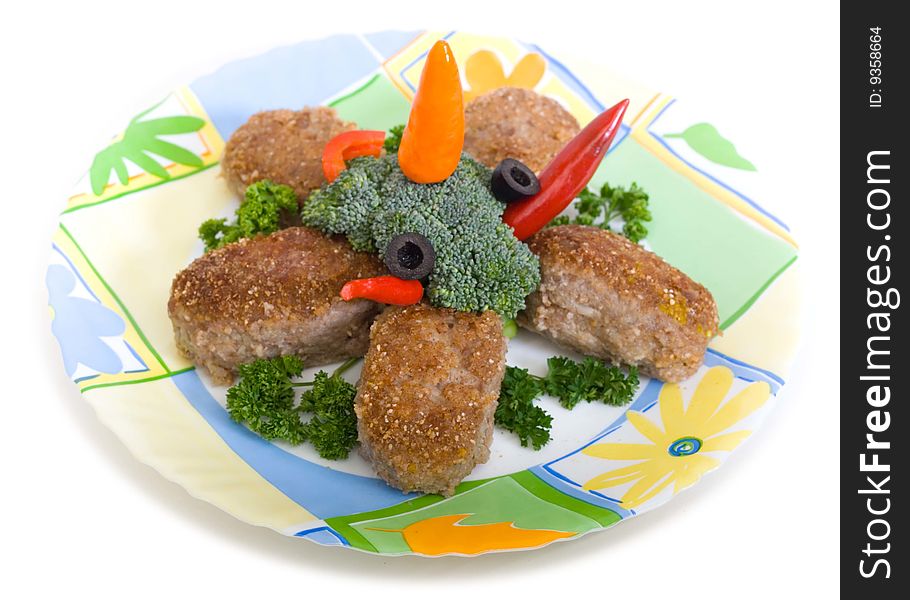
[225, 356, 360, 459]
[199, 180, 298, 252]
[495, 357, 639, 450]
[383, 124, 405, 153]
[228, 354, 639, 456]
[495, 367, 554, 450]
[543, 357, 640, 409]
[550, 182, 652, 243]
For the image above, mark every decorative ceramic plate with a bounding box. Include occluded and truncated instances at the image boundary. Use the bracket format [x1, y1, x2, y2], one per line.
[48, 30, 801, 556]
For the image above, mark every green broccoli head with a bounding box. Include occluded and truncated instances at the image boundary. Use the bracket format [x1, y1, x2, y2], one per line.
[301, 153, 540, 319]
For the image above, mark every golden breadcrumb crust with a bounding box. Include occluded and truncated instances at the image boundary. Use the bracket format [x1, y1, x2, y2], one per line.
[168, 227, 384, 383]
[464, 87, 580, 172]
[221, 107, 355, 202]
[520, 225, 718, 382]
[355, 304, 506, 496]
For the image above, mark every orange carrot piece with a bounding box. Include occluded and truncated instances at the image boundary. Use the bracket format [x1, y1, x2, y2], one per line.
[397, 40, 465, 184]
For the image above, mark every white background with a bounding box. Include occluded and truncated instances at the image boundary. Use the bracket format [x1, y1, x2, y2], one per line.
[0, 1, 839, 598]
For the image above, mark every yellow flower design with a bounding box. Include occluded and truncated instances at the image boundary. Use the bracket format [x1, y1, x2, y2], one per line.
[463, 51, 546, 102]
[582, 366, 770, 509]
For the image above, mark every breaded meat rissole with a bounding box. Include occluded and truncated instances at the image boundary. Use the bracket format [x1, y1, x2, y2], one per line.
[519, 226, 718, 383]
[464, 87, 580, 172]
[221, 106, 355, 203]
[168, 227, 384, 385]
[355, 304, 507, 496]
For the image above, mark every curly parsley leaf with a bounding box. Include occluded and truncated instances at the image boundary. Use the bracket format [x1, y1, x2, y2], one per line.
[548, 182, 652, 243]
[495, 357, 639, 449]
[225, 356, 359, 459]
[383, 124, 405, 153]
[495, 367, 553, 450]
[544, 357, 639, 409]
[299, 368, 359, 460]
[199, 180, 298, 251]
[226, 355, 308, 444]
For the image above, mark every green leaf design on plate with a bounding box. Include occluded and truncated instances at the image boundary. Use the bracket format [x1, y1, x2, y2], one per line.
[665, 123, 756, 171]
[89, 100, 206, 195]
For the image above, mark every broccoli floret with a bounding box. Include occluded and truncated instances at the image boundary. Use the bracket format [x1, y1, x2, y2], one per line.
[301, 154, 540, 319]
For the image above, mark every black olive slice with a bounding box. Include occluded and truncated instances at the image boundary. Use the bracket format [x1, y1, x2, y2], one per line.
[491, 158, 540, 203]
[383, 232, 436, 280]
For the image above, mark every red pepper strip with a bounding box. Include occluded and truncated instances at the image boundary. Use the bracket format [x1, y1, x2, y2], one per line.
[503, 99, 630, 241]
[340, 276, 424, 305]
[322, 130, 386, 182]
[341, 138, 384, 160]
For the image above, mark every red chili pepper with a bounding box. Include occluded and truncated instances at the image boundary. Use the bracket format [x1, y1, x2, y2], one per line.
[340, 276, 424, 305]
[502, 99, 630, 241]
[322, 130, 386, 182]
